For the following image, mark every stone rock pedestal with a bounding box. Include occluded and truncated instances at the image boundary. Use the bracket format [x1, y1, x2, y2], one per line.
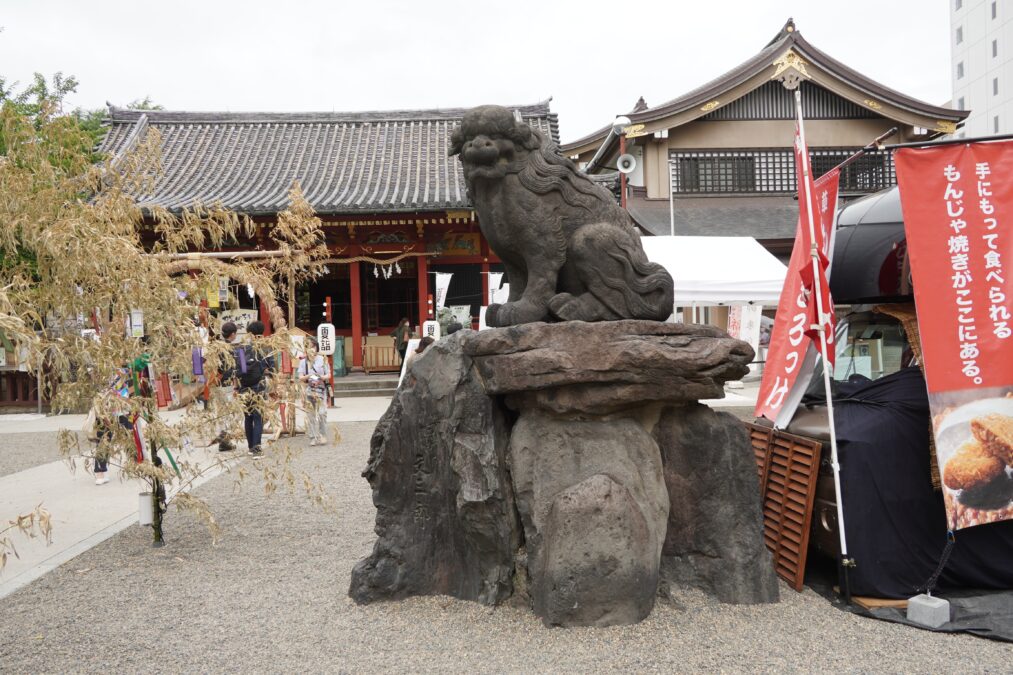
[349, 320, 778, 626]
[509, 412, 668, 626]
[655, 403, 779, 603]
[348, 337, 518, 606]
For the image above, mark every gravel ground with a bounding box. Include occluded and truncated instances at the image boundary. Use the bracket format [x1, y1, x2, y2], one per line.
[1, 421, 1009, 673]
[0, 432, 72, 477]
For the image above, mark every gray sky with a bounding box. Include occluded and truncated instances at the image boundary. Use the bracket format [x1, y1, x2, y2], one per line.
[1, 0, 953, 143]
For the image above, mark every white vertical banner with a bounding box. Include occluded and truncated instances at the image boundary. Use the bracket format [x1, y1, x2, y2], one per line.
[491, 282, 510, 305]
[487, 272, 504, 305]
[728, 305, 764, 376]
[434, 273, 453, 310]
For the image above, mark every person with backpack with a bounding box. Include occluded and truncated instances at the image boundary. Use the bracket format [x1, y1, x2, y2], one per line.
[226, 320, 275, 459]
[210, 321, 240, 453]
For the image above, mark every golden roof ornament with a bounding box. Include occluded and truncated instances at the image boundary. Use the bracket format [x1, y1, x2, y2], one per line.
[772, 50, 811, 91]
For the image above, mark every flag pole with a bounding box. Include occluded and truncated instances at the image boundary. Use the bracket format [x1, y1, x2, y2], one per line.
[794, 89, 853, 603]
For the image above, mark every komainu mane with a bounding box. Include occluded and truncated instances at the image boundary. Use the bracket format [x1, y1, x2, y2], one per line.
[450, 105, 674, 327]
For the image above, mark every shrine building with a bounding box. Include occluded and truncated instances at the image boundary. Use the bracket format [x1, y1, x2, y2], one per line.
[98, 102, 558, 371]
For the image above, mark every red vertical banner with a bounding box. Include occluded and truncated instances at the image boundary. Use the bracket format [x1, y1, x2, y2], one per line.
[895, 140, 1013, 530]
[755, 127, 840, 423]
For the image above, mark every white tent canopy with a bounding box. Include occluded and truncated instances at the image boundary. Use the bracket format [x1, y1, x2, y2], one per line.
[640, 235, 788, 306]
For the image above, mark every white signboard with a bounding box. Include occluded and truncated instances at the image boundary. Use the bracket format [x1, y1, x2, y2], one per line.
[398, 338, 422, 387]
[317, 323, 336, 355]
[727, 305, 763, 378]
[219, 308, 258, 334]
[422, 320, 441, 340]
[448, 305, 472, 328]
[129, 309, 145, 338]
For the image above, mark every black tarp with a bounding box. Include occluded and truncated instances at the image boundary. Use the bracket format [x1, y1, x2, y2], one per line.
[813, 367, 1013, 598]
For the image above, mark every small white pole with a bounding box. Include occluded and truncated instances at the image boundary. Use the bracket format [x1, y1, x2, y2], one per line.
[794, 90, 850, 569]
[669, 160, 675, 237]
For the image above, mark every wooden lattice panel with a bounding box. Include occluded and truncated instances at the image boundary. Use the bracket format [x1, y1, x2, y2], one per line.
[745, 422, 774, 486]
[759, 430, 821, 591]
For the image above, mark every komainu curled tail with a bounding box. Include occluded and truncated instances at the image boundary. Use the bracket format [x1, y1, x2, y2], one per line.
[548, 222, 674, 323]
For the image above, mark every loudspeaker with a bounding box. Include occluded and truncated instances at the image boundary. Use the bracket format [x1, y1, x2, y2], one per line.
[616, 154, 637, 174]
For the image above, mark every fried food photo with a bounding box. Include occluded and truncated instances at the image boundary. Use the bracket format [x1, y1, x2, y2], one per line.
[971, 413, 1013, 466]
[943, 440, 1006, 491]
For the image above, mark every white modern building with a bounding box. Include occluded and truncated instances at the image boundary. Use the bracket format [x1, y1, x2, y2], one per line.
[951, 0, 1013, 136]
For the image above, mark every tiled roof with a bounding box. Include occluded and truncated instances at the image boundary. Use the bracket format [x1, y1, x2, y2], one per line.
[98, 102, 559, 215]
[561, 18, 968, 153]
[627, 194, 799, 240]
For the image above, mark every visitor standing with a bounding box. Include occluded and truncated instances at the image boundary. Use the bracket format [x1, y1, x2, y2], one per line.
[298, 337, 331, 446]
[211, 321, 240, 452]
[228, 320, 274, 459]
[390, 317, 411, 364]
[94, 365, 133, 485]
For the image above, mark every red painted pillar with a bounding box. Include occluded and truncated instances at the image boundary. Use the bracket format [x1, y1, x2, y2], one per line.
[416, 255, 429, 330]
[350, 261, 363, 369]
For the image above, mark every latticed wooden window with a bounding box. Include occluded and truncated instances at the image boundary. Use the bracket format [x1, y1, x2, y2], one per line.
[670, 148, 895, 195]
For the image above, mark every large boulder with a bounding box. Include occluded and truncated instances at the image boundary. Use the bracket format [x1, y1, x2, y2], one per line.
[348, 335, 518, 606]
[509, 412, 669, 626]
[654, 403, 779, 604]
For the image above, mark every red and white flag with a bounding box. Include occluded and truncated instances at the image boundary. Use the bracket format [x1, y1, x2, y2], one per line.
[794, 124, 838, 369]
[755, 126, 840, 423]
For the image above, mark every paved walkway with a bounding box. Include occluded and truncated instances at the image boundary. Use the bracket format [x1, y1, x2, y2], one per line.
[0, 397, 396, 599]
[0, 383, 759, 600]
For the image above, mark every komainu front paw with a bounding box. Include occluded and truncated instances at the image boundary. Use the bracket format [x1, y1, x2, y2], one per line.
[486, 301, 548, 326]
[486, 303, 504, 327]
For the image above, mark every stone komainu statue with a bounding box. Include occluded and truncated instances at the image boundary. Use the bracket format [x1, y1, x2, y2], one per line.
[450, 105, 675, 327]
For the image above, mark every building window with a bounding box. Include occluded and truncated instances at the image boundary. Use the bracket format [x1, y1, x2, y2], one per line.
[995, 78, 1000, 95]
[958, 96, 966, 110]
[956, 26, 963, 44]
[992, 1, 997, 19]
[677, 155, 757, 193]
[995, 116, 1000, 133]
[957, 62, 964, 79]
[994, 39, 999, 57]
[956, 0, 962, 9]
[669, 148, 896, 195]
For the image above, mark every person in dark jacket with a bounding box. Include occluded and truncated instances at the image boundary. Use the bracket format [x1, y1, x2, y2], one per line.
[211, 321, 239, 453]
[390, 317, 412, 363]
[225, 320, 275, 459]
